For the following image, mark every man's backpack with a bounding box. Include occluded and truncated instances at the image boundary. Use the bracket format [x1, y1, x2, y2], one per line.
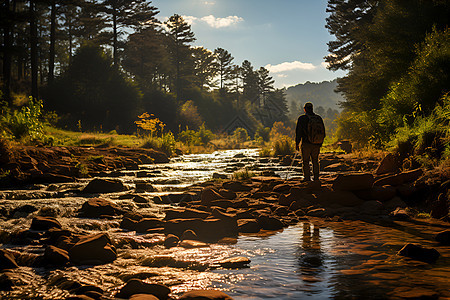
[307, 115, 325, 144]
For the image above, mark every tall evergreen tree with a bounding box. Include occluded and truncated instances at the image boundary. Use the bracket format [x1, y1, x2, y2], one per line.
[191, 46, 218, 90]
[164, 14, 195, 101]
[214, 47, 234, 91]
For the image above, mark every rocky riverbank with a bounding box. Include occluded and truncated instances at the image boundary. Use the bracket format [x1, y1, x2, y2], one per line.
[1, 147, 449, 299]
[0, 145, 169, 187]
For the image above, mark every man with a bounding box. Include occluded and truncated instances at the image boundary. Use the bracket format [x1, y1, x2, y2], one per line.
[295, 102, 325, 181]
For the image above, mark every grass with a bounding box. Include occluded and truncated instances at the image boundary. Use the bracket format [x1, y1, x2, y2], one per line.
[232, 167, 255, 180]
[44, 126, 142, 147]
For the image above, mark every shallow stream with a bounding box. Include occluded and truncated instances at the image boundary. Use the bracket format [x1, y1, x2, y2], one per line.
[0, 149, 449, 299]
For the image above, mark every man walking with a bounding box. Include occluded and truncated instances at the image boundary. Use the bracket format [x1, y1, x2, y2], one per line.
[295, 102, 325, 181]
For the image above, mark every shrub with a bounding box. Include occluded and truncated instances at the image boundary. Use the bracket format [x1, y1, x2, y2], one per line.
[232, 128, 249, 143]
[178, 124, 215, 146]
[232, 167, 255, 180]
[141, 132, 176, 156]
[1, 97, 44, 140]
[270, 121, 294, 140]
[255, 126, 270, 142]
[273, 135, 295, 156]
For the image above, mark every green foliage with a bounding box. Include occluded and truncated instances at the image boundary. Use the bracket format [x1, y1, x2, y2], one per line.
[141, 132, 177, 156]
[255, 126, 270, 142]
[178, 124, 215, 146]
[0, 97, 44, 140]
[232, 128, 249, 143]
[335, 110, 384, 148]
[259, 147, 272, 157]
[273, 136, 295, 156]
[379, 28, 450, 131]
[45, 44, 142, 133]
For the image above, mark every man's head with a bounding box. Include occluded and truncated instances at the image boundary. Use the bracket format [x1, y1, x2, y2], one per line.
[304, 102, 313, 113]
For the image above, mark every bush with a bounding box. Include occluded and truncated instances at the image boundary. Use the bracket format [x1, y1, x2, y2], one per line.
[141, 132, 176, 156]
[270, 121, 294, 140]
[178, 124, 215, 146]
[232, 128, 249, 143]
[1, 97, 44, 140]
[273, 135, 295, 156]
[232, 167, 255, 180]
[255, 126, 270, 142]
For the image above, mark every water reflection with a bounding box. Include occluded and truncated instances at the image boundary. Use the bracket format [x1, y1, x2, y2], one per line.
[298, 222, 324, 281]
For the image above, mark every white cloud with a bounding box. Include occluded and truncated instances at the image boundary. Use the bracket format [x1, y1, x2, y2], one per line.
[201, 15, 243, 28]
[276, 74, 288, 78]
[203, 1, 215, 5]
[265, 61, 317, 73]
[181, 15, 243, 29]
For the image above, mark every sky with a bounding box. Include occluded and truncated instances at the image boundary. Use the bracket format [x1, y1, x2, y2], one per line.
[151, 0, 346, 88]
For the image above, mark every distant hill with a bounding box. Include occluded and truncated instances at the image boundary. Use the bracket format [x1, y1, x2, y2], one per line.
[285, 79, 344, 111]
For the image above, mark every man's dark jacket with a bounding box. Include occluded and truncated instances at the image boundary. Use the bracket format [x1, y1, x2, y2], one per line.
[295, 112, 325, 146]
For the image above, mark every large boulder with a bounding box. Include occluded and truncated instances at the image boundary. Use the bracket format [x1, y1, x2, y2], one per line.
[435, 230, 450, 246]
[257, 215, 284, 230]
[78, 198, 123, 218]
[164, 208, 210, 220]
[44, 245, 70, 266]
[374, 169, 423, 186]
[116, 279, 171, 299]
[316, 190, 364, 207]
[332, 173, 374, 191]
[237, 219, 260, 233]
[179, 290, 234, 300]
[375, 153, 400, 175]
[69, 233, 117, 265]
[397, 243, 440, 263]
[201, 188, 224, 206]
[30, 216, 62, 231]
[82, 178, 126, 194]
[222, 181, 252, 192]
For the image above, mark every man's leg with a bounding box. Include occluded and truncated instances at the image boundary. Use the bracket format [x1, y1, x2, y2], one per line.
[301, 143, 312, 181]
[311, 144, 321, 181]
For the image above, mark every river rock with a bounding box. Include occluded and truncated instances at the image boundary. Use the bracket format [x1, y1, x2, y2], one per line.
[316, 190, 364, 207]
[179, 240, 209, 248]
[164, 208, 210, 220]
[332, 173, 374, 191]
[122, 218, 164, 233]
[358, 200, 383, 216]
[222, 181, 252, 192]
[390, 207, 410, 220]
[164, 234, 179, 248]
[375, 153, 400, 175]
[82, 178, 126, 193]
[0, 270, 30, 291]
[164, 218, 238, 241]
[116, 279, 171, 299]
[44, 245, 70, 266]
[133, 195, 149, 204]
[237, 219, 260, 233]
[354, 185, 396, 202]
[435, 230, 450, 246]
[384, 197, 407, 210]
[397, 243, 440, 263]
[257, 215, 284, 230]
[0, 250, 19, 270]
[218, 256, 251, 269]
[69, 233, 117, 265]
[10, 204, 38, 218]
[30, 216, 62, 231]
[374, 169, 423, 186]
[78, 198, 123, 218]
[181, 230, 198, 241]
[218, 189, 237, 199]
[129, 294, 159, 300]
[272, 184, 292, 193]
[179, 290, 233, 300]
[201, 188, 224, 205]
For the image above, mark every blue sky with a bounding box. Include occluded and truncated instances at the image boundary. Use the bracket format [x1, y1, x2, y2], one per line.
[151, 0, 346, 88]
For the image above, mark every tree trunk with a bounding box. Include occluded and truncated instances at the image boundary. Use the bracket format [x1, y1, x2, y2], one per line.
[48, 0, 56, 83]
[3, 0, 12, 105]
[30, 0, 39, 99]
[112, 5, 117, 66]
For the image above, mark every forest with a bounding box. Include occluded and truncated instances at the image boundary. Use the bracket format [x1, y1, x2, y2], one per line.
[327, 0, 449, 165]
[0, 0, 292, 144]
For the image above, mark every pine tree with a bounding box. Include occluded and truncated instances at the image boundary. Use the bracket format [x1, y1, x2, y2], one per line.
[164, 14, 196, 101]
[214, 47, 234, 91]
[191, 46, 218, 90]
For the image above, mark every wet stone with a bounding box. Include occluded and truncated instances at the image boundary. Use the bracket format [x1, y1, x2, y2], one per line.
[30, 216, 62, 231]
[435, 230, 450, 246]
[179, 290, 234, 300]
[397, 243, 440, 264]
[116, 279, 171, 299]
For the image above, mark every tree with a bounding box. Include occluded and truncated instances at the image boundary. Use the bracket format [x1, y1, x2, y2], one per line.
[102, 0, 159, 65]
[164, 14, 195, 101]
[241, 60, 259, 104]
[214, 47, 234, 91]
[191, 46, 218, 90]
[257, 67, 274, 104]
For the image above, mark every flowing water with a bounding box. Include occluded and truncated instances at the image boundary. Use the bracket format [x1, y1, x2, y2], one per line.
[0, 149, 449, 299]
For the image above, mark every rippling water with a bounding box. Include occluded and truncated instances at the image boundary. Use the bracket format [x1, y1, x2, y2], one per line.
[1, 149, 449, 299]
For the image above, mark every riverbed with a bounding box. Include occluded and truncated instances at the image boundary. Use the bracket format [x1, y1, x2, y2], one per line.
[0, 149, 449, 299]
